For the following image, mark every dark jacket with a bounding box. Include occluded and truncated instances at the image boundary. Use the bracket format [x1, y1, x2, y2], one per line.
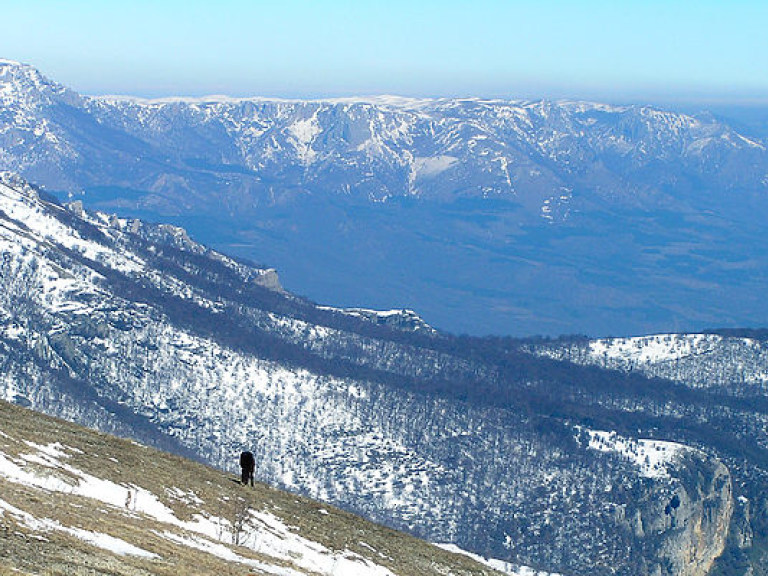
[240, 451, 255, 471]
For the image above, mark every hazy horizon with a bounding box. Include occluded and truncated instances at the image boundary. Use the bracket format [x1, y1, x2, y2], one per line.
[2, 1, 766, 105]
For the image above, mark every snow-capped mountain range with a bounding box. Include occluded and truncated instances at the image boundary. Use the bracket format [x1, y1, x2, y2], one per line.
[2, 59, 768, 335]
[2, 172, 764, 575]
[2, 58, 763, 202]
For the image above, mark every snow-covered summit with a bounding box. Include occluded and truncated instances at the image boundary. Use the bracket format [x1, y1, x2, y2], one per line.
[318, 305, 436, 334]
[0, 58, 79, 105]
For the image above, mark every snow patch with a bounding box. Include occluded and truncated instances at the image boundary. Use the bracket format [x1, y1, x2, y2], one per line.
[287, 115, 321, 164]
[157, 531, 302, 576]
[413, 155, 458, 179]
[435, 543, 561, 576]
[0, 497, 158, 559]
[63, 526, 160, 558]
[579, 428, 687, 479]
[587, 334, 719, 364]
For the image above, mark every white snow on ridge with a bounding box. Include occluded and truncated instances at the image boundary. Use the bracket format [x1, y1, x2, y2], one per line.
[93, 93, 438, 110]
[316, 305, 435, 332]
[346, 307, 415, 318]
[587, 333, 720, 364]
[579, 428, 687, 479]
[736, 133, 766, 150]
[0, 177, 245, 320]
[0, 180, 145, 277]
[531, 332, 768, 392]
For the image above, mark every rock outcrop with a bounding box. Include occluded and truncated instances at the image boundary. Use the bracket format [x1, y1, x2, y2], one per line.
[659, 459, 732, 576]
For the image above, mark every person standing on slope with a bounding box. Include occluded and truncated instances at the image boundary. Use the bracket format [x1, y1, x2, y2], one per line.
[239, 450, 255, 486]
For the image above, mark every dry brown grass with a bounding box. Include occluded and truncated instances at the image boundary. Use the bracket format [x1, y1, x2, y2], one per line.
[0, 399, 504, 576]
[0, 564, 32, 576]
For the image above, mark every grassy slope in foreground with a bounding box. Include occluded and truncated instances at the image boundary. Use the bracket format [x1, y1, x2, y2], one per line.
[0, 400, 505, 576]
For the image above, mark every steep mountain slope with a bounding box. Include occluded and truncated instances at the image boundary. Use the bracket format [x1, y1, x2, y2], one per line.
[0, 174, 739, 575]
[0, 399, 511, 576]
[1, 59, 767, 335]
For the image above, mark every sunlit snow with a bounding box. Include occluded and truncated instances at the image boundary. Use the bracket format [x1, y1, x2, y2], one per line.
[436, 543, 561, 576]
[579, 428, 687, 479]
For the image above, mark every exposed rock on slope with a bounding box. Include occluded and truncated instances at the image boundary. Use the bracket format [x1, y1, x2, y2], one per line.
[661, 460, 732, 576]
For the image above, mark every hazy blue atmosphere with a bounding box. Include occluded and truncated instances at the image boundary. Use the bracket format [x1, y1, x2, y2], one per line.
[2, 0, 767, 102]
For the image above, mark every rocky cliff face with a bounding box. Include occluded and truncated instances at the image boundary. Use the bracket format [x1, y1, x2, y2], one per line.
[602, 455, 732, 576]
[661, 460, 732, 576]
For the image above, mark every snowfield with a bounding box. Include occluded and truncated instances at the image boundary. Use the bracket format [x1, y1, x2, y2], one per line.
[577, 429, 688, 479]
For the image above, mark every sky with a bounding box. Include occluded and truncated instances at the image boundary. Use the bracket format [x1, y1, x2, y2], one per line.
[1, 0, 767, 103]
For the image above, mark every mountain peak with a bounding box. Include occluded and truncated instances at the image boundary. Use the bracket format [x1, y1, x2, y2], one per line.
[0, 57, 79, 108]
[0, 57, 25, 67]
[0, 57, 50, 84]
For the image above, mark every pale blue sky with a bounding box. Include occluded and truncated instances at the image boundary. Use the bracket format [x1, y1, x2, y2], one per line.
[1, 0, 766, 102]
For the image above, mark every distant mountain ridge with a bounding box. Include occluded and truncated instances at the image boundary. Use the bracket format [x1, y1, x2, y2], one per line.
[2, 59, 768, 335]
